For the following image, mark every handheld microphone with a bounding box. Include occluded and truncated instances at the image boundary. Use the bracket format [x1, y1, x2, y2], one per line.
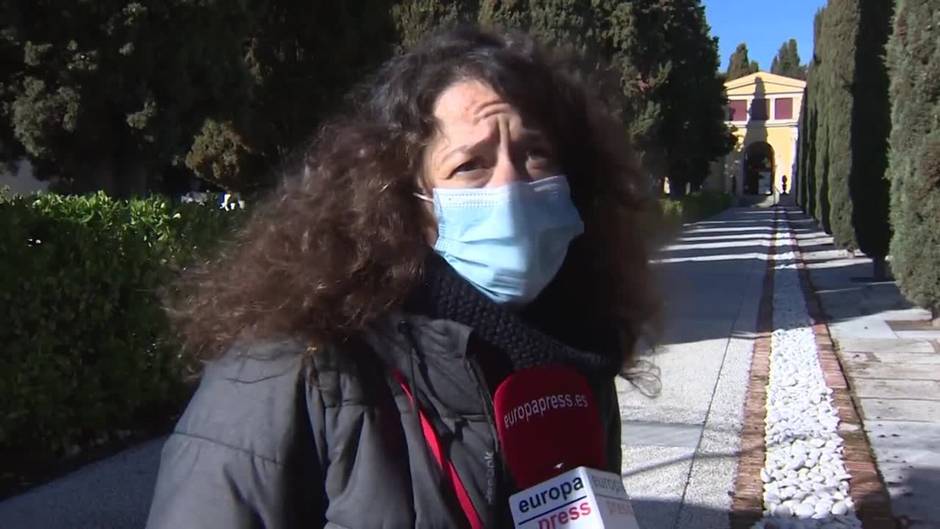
[494, 365, 640, 529]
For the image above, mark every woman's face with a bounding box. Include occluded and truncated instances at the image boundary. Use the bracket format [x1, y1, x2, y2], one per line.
[421, 79, 560, 191]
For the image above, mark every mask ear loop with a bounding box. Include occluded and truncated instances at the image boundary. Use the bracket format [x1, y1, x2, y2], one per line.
[413, 192, 434, 203]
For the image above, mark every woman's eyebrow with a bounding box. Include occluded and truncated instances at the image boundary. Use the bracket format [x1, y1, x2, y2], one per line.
[439, 145, 471, 166]
[437, 127, 499, 166]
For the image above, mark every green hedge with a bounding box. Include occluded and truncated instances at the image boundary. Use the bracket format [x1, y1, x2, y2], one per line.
[659, 190, 734, 231]
[886, 0, 940, 316]
[0, 192, 243, 464]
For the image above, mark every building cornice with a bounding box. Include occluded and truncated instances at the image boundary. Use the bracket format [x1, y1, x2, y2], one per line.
[724, 71, 807, 91]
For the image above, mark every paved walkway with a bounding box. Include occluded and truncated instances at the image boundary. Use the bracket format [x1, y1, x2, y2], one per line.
[0, 438, 163, 529]
[617, 206, 776, 529]
[6, 205, 933, 529]
[789, 208, 940, 529]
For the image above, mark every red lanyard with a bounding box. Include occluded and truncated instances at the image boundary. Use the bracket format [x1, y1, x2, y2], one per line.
[391, 370, 485, 529]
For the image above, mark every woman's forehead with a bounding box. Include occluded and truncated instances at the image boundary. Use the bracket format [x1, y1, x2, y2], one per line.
[430, 80, 551, 140]
[432, 80, 515, 127]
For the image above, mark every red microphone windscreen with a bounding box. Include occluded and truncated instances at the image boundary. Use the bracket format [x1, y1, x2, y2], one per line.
[493, 365, 606, 489]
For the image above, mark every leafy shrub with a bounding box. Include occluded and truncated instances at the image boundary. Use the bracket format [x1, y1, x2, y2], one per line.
[658, 190, 734, 234]
[0, 192, 243, 463]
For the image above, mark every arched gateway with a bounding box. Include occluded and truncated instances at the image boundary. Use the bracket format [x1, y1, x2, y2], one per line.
[706, 72, 806, 197]
[744, 141, 775, 194]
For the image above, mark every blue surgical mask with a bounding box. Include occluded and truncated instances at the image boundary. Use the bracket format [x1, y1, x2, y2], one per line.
[418, 175, 584, 306]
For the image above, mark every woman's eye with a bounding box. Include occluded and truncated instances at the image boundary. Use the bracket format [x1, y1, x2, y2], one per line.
[526, 148, 555, 168]
[527, 149, 549, 161]
[453, 159, 483, 175]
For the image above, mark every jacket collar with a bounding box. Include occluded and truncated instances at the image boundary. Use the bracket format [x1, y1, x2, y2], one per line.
[399, 253, 623, 377]
[364, 311, 473, 365]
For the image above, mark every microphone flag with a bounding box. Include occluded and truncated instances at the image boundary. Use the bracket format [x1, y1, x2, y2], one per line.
[508, 466, 640, 529]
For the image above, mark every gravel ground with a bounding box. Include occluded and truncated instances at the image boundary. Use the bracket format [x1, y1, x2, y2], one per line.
[752, 217, 860, 529]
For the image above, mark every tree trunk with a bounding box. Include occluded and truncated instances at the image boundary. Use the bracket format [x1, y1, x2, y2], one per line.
[669, 181, 687, 198]
[94, 157, 117, 196]
[120, 163, 149, 198]
[871, 256, 888, 281]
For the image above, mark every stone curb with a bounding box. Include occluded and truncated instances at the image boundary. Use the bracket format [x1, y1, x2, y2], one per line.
[730, 209, 778, 529]
[784, 207, 896, 529]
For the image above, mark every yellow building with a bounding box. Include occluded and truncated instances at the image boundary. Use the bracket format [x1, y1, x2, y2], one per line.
[708, 72, 806, 197]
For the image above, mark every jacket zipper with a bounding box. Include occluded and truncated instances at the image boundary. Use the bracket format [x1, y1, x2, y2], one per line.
[397, 320, 508, 517]
[465, 349, 509, 518]
[397, 320, 424, 394]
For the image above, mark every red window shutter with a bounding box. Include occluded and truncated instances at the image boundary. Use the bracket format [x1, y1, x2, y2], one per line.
[728, 100, 746, 121]
[774, 98, 793, 120]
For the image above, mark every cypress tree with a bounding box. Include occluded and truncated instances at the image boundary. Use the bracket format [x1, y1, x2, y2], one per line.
[797, 19, 822, 215]
[848, 0, 893, 278]
[726, 43, 758, 80]
[800, 10, 826, 220]
[661, 0, 735, 195]
[797, 83, 812, 213]
[771, 38, 805, 79]
[393, 0, 473, 50]
[605, 0, 671, 184]
[791, 39, 808, 79]
[2, 1, 252, 195]
[810, 7, 831, 232]
[0, 0, 400, 195]
[886, 0, 940, 320]
[195, 0, 400, 193]
[807, 0, 893, 278]
[821, 0, 861, 251]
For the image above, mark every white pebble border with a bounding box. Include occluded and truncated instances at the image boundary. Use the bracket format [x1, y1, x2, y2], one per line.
[752, 221, 862, 529]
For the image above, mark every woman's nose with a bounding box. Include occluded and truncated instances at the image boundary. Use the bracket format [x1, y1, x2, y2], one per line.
[488, 120, 529, 187]
[489, 151, 529, 187]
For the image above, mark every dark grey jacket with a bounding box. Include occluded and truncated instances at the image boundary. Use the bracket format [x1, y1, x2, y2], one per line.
[145, 312, 622, 529]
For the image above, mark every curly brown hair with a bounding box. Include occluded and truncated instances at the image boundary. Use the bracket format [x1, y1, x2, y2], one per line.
[171, 26, 660, 362]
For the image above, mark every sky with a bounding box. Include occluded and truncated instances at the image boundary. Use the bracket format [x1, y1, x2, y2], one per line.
[702, 0, 828, 73]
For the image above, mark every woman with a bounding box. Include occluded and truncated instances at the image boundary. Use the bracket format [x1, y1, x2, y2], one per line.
[147, 26, 658, 529]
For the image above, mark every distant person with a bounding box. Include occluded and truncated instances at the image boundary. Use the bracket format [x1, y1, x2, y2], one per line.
[146, 27, 658, 529]
[781, 174, 789, 195]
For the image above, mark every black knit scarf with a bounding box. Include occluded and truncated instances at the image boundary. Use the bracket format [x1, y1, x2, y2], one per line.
[404, 253, 623, 377]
